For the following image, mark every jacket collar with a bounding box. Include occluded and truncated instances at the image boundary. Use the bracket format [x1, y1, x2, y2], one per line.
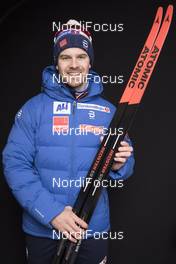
[42, 65, 103, 102]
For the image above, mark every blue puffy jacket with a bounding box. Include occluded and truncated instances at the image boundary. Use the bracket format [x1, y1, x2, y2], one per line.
[2, 66, 135, 239]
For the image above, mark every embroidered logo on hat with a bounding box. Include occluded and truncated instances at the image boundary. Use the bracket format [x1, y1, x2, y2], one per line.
[59, 38, 68, 48]
[82, 39, 89, 49]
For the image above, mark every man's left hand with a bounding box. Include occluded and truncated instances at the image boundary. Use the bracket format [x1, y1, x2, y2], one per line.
[111, 141, 133, 171]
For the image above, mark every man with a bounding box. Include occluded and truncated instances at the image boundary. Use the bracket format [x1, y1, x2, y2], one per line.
[3, 20, 134, 264]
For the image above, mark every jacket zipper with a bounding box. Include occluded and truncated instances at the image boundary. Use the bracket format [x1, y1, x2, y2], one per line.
[68, 100, 77, 205]
[72, 100, 77, 114]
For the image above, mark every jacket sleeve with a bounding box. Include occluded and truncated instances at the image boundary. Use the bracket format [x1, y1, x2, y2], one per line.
[108, 135, 135, 180]
[2, 99, 65, 228]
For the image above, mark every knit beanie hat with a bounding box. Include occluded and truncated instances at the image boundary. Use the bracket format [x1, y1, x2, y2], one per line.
[53, 19, 94, 66]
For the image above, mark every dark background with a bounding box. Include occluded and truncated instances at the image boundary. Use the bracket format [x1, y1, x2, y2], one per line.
[1, 0, 176, 263]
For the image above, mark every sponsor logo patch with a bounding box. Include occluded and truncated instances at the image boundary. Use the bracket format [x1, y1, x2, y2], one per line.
[53, 102, 71, 115]
[53, 116, 69, 134]
[59, 38, 68, 48]
[16, 109, 22, 118]
[77, 103, 110, 113]
[88, 110, 95, 119]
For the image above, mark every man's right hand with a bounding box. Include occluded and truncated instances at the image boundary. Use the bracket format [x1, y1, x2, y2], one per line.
[51, 206, 88, 243]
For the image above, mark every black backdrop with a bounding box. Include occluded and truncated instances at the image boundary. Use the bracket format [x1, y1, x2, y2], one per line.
[1, 0, 176, 263]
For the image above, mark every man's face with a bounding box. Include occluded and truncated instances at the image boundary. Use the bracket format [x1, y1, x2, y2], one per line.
[57, 48, 91, 89]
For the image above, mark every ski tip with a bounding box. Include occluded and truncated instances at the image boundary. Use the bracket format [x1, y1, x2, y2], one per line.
[157, 6, 163, 13]
[157, 6, 163, 14]
[168, 4, 174, 11]
[164, 5, 174, 23]
[166, 5, 174, 18]
[155, 6, 163, 23]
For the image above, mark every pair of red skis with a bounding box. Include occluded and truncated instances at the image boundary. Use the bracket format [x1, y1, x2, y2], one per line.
[53, 5, 173, 264]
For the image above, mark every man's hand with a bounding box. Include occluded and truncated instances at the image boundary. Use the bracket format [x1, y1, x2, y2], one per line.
[51, 206, 88, 243]
[111, 141, 133, 171]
